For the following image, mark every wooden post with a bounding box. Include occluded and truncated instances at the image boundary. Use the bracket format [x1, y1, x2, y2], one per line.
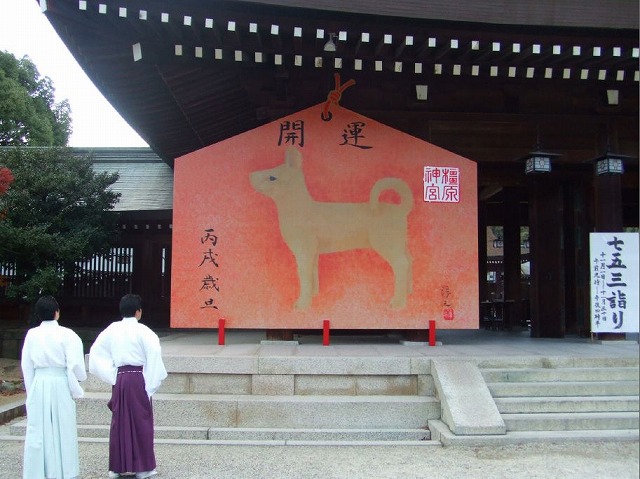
[218, 318, 226, 345]
[429, 320, 436, 346]
[503, 187, 523, 329]
[323, 319, 330, 346]
[528, 176, 565, 338]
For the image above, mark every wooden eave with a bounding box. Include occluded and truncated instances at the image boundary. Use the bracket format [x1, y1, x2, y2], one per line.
[39, 0, 639, 167]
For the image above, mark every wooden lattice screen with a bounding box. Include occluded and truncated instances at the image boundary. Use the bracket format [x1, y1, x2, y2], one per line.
[0, 247, 134, 299]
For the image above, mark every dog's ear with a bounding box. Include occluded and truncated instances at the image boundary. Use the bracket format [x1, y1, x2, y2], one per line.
[284, 146, 303, 169]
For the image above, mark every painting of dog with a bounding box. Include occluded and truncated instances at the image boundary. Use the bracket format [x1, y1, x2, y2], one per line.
[250, 146, 414, 310]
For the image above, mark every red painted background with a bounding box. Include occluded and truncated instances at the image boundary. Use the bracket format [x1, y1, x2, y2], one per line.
[171, 104, 478, 329]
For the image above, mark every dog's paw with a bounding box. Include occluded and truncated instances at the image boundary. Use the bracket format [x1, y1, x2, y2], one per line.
[389, 296, 407, 310]
[294, 297, 312, 310]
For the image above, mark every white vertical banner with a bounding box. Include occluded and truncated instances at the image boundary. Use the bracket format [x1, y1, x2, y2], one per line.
[590, 232, 639, 333]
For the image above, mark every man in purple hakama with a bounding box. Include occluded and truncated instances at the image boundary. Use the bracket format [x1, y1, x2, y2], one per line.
[89, 294, 167, 479]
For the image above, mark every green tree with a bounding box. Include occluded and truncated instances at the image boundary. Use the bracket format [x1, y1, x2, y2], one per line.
[0, 51, 72, 146]
[0, 147, 120, 302]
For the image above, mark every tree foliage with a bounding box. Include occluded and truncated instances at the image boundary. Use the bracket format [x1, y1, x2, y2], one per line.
[0, 51, 72, 146]
[0, 147, 120, 301]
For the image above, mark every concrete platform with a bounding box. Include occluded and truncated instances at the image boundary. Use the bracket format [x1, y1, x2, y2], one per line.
[157, 329, 639, 361]
[2, 328, 638, 446]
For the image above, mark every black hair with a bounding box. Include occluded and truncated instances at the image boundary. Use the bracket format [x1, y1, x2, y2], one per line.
[35, 295, 60, 323]
[119, 293, 143, 317]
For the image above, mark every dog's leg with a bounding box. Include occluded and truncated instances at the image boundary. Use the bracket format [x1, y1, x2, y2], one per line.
[407, 256, 413, 294]
[374, 244, 412, 310]
[389, 253, 411, 309]
[312, 253, 319, 297]
[293, 249, 315, 310]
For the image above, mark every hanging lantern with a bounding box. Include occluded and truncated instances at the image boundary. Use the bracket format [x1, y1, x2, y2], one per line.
[519, 149, 561, 175]
[524, 152, 552, 174]
[518, 128, 561, 174]
[594, 152, 627, 175]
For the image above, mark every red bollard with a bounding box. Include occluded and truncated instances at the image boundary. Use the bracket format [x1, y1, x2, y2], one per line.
[323, 319, 330, 346]
[428, 320, 436, 346]
[218, 318, 226, 346]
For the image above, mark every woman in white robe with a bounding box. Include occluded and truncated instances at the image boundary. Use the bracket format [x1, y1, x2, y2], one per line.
[21, 296, 87, 479]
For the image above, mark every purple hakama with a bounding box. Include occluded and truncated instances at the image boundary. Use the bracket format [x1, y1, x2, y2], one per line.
[108, 366, 156, 474]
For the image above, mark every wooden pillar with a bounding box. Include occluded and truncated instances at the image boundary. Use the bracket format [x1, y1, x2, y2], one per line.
[563, 182, 591, 335]
[131, 244, 145, 297]
[528, 176, 565, 338]
[595, 174, 623, 232]
[502, 188, 522, 329]
[148, 242, 168, 327]
[131, 238, 160, 326]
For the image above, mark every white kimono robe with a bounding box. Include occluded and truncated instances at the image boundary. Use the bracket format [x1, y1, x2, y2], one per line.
[21, 320, 87, 479]
[88, 317, 167, 397]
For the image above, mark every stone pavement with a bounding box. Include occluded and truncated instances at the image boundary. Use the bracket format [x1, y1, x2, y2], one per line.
[0, 423, 638, 478]
[1, 329, 638, 478]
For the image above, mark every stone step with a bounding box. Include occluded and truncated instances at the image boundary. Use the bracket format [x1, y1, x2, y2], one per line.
[502, 411, 640, 431]
[9, 420, 432, 442]
[157, 355, 434, 379]
[494, 395, 640, 414]
[428, 420, 640, 446]
[203, 427, 433, 442]
[487, 380, 639, 398]
[81, 372, 436, 397]
[476, 357, 640, 369]
[482, 367, 639, 383]
[77, 392, 440, 429]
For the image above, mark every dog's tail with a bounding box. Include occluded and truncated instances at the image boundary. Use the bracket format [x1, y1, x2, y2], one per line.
[369, 178, 413, 215]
